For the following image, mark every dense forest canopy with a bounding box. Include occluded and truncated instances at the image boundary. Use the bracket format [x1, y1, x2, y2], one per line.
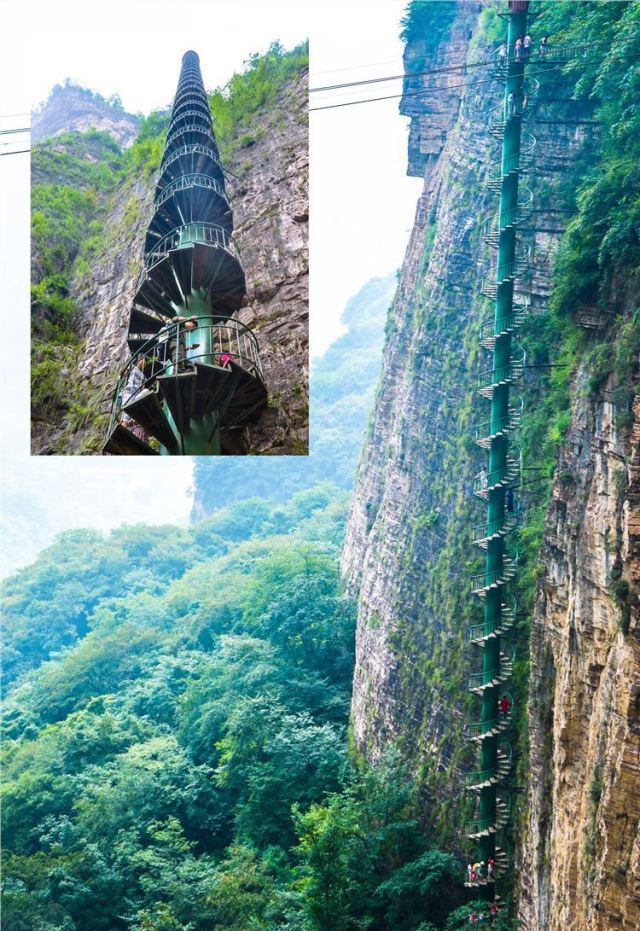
[1, 487, 494, 930]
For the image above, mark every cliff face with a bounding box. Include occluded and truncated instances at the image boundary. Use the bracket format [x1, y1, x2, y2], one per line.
[520, 377, 640, 931]
[223, 68, 309, 454]
[342, 3, 638, 921]
[342, 2, 485, 795]
[32, 84, 140, 147]
[31, 67, 308, 455]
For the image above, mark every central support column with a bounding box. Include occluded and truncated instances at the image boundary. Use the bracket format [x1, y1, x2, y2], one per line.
[476, 1, 529, 902]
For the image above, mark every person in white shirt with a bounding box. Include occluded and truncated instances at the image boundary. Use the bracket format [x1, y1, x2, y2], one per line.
[121, 355, 148, 441]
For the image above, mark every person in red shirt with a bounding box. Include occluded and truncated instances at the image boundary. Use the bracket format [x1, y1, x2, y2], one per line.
[499, 695, 511, 715]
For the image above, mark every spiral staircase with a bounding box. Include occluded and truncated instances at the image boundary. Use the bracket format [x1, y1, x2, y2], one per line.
[462, 0, 534, 908]
[104, 50, 267, 456]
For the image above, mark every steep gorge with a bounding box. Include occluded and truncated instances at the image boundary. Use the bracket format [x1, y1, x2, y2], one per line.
[342, 2, 639, 927]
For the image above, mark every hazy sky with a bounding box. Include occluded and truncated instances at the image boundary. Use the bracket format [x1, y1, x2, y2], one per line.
[0, 0, 421, 574]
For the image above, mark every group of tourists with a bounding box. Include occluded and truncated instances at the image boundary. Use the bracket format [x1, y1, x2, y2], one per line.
[467, 856, 498, 885]
[468, 902, 501, 924]
[495, 33, 549, 64]
[119, 315, 238, 441]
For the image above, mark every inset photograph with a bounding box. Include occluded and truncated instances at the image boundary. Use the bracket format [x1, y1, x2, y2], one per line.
[31, 35, 308, 456]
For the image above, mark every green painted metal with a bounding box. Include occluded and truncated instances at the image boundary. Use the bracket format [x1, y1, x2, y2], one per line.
[465, 1, 531, 905]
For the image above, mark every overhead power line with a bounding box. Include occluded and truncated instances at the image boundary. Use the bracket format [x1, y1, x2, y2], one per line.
[309, 49, 639, 112]
[0, 148, 30, 157]
[311, 66, 553, 113]
[310, 56, 500, 94]
[310, 51, 437, 78]
[310, 36, 619, 93]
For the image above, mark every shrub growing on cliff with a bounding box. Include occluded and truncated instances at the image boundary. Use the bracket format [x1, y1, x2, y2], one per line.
[541, 0, 640, 314]
[208, 40, 308, 152]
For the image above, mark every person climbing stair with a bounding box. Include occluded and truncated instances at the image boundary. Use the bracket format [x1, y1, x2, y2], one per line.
[506, 487, 514, 512]
[159, 315, 198, 373]
[499, 695, 511, 716]
[220, 351, 237, 369]
[120, 355, 149, 443]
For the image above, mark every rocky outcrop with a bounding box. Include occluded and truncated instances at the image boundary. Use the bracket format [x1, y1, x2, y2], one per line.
[32, 84, 140, 147]
[32, 68, 308, 455]
[519, 375, 640, 930]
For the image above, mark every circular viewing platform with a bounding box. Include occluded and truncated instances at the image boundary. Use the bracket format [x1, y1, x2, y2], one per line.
[104, 316, 267, 456]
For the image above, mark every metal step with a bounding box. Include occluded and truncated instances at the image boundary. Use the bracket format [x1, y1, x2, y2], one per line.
[122, 389, 178, 451]
[471, 511, 518, 549]
[471, 557, 518, 598]
[220, 363, 268, 427]
[468, 601, 516, 643]
[129, 307, 165, 334]
[467, 710, 512, 742]
[157, 370, 197, 433]
[103, 423, 159, 456]
[467, 650, 514, 693]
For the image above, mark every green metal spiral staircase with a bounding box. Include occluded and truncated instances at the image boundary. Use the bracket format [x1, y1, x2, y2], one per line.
[463, 0, 534, 907]
[104, 50, 267, 456]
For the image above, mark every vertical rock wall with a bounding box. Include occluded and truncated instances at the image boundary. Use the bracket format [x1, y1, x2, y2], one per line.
[342, 1, 588, 786]
[342, 3, 485, 784]
[520, 376, 640, 930]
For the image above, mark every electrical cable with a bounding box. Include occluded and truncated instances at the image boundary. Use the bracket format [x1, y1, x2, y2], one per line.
[310, 50, 438, 77]
[0, 127, 29, 135]
[310, 49, 639, 111]
[0, 149, 30, 157]
[311, 56, 505, 94]
[310, 36, 622, 93]
[311, 64, 561, 111]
